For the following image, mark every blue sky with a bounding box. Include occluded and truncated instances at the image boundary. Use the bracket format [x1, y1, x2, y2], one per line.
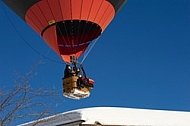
[1, 0, 190, 123]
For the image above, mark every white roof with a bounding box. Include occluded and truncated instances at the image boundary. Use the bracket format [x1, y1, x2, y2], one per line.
[20, 107, 190, 126]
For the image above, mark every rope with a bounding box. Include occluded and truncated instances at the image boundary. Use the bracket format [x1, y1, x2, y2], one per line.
[82, 2, 114, 64]
[48, 0, 72, 61]
[76, 0, 83, 43]
[81, 36, 100, 64]
[0, 1, 64, 64]
[70, 0, 75, 53]
[79, 0, 94, 45]
[56, 0, 75, 58]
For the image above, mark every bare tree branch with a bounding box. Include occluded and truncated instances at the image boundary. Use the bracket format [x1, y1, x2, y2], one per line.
[0, 61, 64, 126]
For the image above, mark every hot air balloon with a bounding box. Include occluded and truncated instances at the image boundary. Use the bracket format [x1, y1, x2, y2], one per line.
[2, 0, 127, 99]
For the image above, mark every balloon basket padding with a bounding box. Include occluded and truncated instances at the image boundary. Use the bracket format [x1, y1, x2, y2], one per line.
[62, 76, 90, 99]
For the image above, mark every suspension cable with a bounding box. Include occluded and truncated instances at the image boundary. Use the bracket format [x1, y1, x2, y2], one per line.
[0, 1, 64, 64]
[81, 36, 100, 64]
[81, 2, 111, 63]
[50, 0, 73, 59]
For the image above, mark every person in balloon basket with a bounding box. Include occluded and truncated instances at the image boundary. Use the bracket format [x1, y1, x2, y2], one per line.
[64, 65, 94, 88]
[77, 75, 94, 89]
[76, 68, 94, 88]
[64, 65, 74, 78]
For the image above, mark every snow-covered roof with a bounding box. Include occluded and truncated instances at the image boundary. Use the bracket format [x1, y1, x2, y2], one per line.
[19, 107, 190, 126]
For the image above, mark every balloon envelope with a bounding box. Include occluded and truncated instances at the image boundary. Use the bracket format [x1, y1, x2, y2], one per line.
[3, 0, 127, 63]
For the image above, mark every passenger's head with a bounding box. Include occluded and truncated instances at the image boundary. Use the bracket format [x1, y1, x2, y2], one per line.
[66, 65, 71, 69]
[77, 68, 80, 72]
